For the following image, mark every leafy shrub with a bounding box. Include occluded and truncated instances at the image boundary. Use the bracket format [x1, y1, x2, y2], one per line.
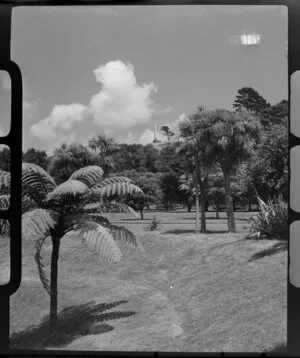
[144, 216, 162, 231]
[247, 194, 288, 240]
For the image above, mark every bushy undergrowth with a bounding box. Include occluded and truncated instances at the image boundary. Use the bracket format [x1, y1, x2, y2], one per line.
[247, 195, 288, 241]
[144, 216, 162, 231]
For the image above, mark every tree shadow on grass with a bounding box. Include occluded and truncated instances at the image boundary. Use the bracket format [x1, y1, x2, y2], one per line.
[161, 229, 229, 235]
[10, 300, 136, 350]
[248, 241, 287, 262]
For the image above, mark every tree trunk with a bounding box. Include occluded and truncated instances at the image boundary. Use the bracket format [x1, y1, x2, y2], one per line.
[233, 197, 236, 212]
[248, 201, 251, 212]
[140, 209, 144, 220]
[200, 194, 206, 233]
[215, 198, 220, 219]
[50, 236, 60, 337]
[194, 152, 200, 233]
[223, 171, 236, 233]
[187, 202, 191, 212]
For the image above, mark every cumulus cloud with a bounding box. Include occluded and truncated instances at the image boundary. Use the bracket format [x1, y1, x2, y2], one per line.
[23, 100, 40, 119]
[139, 129, 155, 145]
[90, 60, 157, 128]
[31, 60, 163, 150]
[30, 103, 88, 153]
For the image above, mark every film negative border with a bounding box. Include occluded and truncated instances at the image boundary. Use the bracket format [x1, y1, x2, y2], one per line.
[0, 0, 297, 356]
[0, 4, 22, 352]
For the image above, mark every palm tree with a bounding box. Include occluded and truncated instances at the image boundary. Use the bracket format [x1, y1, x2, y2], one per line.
[203, 109, 261, 232]
[0, 163, 143, 336]
[178, 110, 214, 233]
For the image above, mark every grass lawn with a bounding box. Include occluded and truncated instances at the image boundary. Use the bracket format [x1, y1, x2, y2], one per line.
[1, 211, 287, 352]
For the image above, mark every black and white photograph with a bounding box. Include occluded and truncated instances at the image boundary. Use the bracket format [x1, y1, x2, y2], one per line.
[0, 5, 288, 352]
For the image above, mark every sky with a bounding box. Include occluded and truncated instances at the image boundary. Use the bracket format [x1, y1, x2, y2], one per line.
[0, 5, 288, 154]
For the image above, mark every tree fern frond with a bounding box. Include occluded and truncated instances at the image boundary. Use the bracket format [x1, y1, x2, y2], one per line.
[0, 170, 10, 189]
[92, 176, 132, 190]
[34, 236, 50, 295]
[70, 215, 111, 232]
[84, 202, 138, 216]
[110, 225, 144, 252]
[47, 180, 90, 202]
[0, 195, 10, 210]
[79, 224, 122, 263]
[93, 182, 143, 198]
[0, 219, 10, 235]
[22, 163, 56, 200]
[22, 209, 56, 241]
[69, 166, 104, 188]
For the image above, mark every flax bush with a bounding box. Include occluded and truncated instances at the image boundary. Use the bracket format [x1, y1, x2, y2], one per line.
[247, 194, 288, 241]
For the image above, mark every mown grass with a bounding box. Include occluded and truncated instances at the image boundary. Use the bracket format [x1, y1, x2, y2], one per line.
[0, 211, 286, 352]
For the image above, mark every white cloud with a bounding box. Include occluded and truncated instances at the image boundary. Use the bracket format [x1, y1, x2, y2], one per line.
[31, 103, 88, 152]
[31, 60, 161, 151]
[154, 106, 174, 115]
[23, 100, 39, 119]
[140, 129, 155, 145]
[90, 60, 157, 128]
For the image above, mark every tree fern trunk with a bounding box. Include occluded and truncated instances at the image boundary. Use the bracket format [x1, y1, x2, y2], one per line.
[223, 171, 236, 233]
[50, 236, 60, 337]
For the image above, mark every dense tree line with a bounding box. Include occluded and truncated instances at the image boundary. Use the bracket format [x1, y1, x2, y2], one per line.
[0, 86, 288, 232]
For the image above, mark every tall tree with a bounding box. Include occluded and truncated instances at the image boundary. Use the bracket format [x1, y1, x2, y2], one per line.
[119, 170, 161, 219]
[178, 108, 215, 233]
[48, 144, 99, 184]
[111, 144, 146, 173]
[23, 148, 49, 170]
[259, 99, 288, 127]
[160, 125, 175, 142]
[233, 87, 270, 114]
[203, 109, 261, 232]
[0, 164, 143, 337]
[88, 134, 120, 176]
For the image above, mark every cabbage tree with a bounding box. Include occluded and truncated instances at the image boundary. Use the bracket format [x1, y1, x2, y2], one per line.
[0, 163, 143, 336]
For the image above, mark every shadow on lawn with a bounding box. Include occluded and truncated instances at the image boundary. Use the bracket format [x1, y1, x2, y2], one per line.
[10, 300, 136, 349]
[162, 229, 229, 235]
[249, 241, 287, 262]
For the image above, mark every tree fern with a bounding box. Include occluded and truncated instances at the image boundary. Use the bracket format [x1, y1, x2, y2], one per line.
[69, 165, 104, 188]
[22, 209, 56, 241]
[0, 195, 10, 210]
[22, 163, 56, 195]
[110, 224, 144, 252]
[84, 202, 138, 216]
[93, 182, 143, 198]
[79, 224, 122, 263]
[47, 180, 91, 202]
[0, 170, 10, 189]
[34, 236, 50, 294]
[92, 176, 132, 190]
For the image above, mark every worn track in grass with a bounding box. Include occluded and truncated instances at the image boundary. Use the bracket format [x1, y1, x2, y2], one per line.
[0, 211, 286, 352]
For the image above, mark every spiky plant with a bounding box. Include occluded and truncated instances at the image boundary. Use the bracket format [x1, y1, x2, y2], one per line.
[247, 194, 288, 241]
[0, 163, 143, 336]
